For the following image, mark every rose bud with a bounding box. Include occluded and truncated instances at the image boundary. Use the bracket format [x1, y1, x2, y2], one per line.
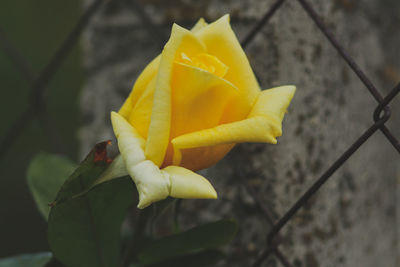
[101, 15, 295, 208]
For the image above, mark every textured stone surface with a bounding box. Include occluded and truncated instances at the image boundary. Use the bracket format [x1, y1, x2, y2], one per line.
[80, 0, 400, 266]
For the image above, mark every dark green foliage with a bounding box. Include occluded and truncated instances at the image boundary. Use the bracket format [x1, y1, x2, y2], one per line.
[138, 219, 238, 265]
[47, 142, 135, 267]
[0, 252, 52, 267]
[27, 153, 76, 220]
[26, 142, 237, 267]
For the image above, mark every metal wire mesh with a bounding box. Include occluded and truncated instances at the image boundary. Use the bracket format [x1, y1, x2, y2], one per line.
[0, 0, 399, 266]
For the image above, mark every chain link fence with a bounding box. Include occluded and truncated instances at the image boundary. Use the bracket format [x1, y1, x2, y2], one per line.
[0, 0, 399, 266]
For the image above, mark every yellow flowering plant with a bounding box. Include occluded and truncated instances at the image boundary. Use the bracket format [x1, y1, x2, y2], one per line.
[102, 14, 296, 208]
[21, 14, 295, 267]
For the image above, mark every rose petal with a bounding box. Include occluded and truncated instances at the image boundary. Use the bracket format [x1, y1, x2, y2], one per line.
[172, 144, 235, 171]
[119, 56, 160, 119]
[170, 63, 238, 139]
[145, 24, 206, 166]
[111, 111, 217, 208]
[171, 85, 296, 165]
[111, 112, 169, 208]
[127, 77, 157, 138]
[250, 85, 296, 123]
[162, 166, 217, 199]
[171, 117, 278, 163]
[191, 18, 208, 32]
[131, 160, 171, 209]
[111, 112, 146, 165]
[160, 62, 239, 167]
[119, 16, 208, 121]
[194, 14, 260, 107]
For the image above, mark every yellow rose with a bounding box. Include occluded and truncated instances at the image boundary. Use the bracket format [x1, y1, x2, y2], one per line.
[102, 15, 295, 208]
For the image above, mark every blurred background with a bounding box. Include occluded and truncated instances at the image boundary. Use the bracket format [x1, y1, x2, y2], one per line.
[0, 0, 83, 256]
[1, 0, 400, 266]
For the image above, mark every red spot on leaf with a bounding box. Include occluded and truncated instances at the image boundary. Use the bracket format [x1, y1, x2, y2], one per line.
[94, 140, 113, 164]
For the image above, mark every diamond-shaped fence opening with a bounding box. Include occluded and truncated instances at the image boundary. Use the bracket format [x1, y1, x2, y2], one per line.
[0, 0, 399, 266]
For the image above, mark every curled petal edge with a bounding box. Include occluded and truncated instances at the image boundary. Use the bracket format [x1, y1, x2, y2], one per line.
[106, 112, 216, 209]
[171, 85, 296, 165]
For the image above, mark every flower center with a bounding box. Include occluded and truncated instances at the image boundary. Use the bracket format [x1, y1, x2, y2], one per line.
[179, 52, 229, 77]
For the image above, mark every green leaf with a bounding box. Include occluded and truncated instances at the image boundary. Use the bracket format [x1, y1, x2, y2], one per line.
[48, 142, 135, 267]
[53, 141, 113, 204]
[0, 252, 52, 267]
[48, 177, 134, 267]
[143, 250, 224, 267]
[138, 219, 238, 264]
[27, 153, 76, 219]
